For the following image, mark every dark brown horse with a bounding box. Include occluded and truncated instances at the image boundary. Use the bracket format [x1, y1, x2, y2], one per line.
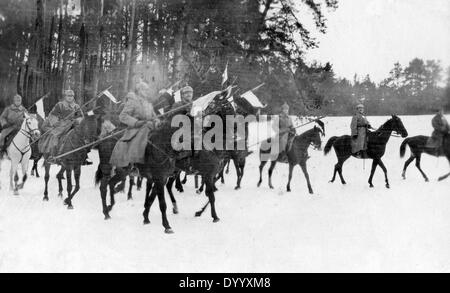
[258, 123, 324, 194]
[43, 114, 101, 207]
[438, 133, 450, 181]
[324, 115, 408, 188]
[400, 135, 448, 182]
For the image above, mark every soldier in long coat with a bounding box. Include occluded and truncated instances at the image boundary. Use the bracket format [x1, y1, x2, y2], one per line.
[277, 102, 295, 161]
[0, 94, 27, 152]
[38, 90, 84, 156]
[350, 104, 372, 156]
[109, 82, 160, 168]
[426, 107, 450, 152]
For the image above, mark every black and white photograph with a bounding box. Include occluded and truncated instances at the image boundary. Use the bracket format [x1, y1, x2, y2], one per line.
[0, 0, 449, 275]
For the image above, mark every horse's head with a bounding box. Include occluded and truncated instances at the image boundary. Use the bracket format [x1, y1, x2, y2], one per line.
[24, 113, 41, 140]
[389, 115, 408, 138]
[311, 126, 323, 151]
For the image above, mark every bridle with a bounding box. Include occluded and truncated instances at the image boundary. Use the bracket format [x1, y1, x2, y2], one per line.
[11, 117, 40, 163]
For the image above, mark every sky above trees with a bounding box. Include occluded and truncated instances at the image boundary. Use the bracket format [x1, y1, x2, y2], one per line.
[303, 0, 450, 83]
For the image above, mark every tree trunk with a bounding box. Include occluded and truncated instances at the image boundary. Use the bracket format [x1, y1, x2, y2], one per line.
[123, 0, 136, 94]
[93, 0, 104, 96]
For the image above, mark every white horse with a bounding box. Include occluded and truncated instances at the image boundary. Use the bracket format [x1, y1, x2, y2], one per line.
[0, 113, 41, 195]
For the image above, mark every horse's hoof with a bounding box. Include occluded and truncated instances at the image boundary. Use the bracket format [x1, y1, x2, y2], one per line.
[173, 207, 179, 214]
[386, 184, 390, 189]
[213, 218, 220, 223]
[425, 178, 429, 182]
[43, 197, 49, 202]
[58, 192, 63, 198]
[67, 205, 74, 210]
[287, 188, 291, 192]
[36, 175, 40, 178]
[369, 185, 374, 188]
[104, 214, 111, 220]
[195, 212, 202, 217]
[309, 190, 314, 195]
[234, 186, 241, 190]
[165, 228, 174, 234]
[257, 182, 262, 188]
[269, 185, 274, 190]
[13, 190, 19, 196]
[127, 196, 133, 201]
[137, 187, 141, 191]
[107, 205, 113, 212]
[196, 190, 202, 195]
[143, 219, 150, 225]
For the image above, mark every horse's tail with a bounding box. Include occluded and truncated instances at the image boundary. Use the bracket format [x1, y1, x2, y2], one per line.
[324, 136, 338, 155]
[95, 165, 103, 187]
[400, 138, 410, 158]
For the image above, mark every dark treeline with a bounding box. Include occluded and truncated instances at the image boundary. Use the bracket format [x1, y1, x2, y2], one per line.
[317, 58, 450, 116]
[0, 0, 338, 115]
[0, 0, 448, 117]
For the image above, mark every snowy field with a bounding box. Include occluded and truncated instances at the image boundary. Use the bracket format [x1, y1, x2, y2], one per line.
[0, 115, 449, 273]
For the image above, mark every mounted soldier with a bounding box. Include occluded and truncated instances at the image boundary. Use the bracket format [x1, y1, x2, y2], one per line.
[0, 94, 27, 154]
[350, 103, 372, 158]
[277, 102, 296, 162]
[426, 107, 450, 154]
[38, 89, 84, 157]
[109, 81, 160, 168]
[171, 86, 193, 115]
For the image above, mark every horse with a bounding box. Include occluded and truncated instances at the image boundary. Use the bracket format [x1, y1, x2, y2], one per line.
[437, 133, 450, 181]
[257, 123, 324, 194]
[0, 113, 41, 195]
[400, 135, 448, 182]
[324, 115, 408, 188]
[42, 114, 101, 207]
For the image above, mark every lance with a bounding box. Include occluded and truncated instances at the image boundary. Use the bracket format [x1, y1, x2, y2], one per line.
[27, 91, 51, 112]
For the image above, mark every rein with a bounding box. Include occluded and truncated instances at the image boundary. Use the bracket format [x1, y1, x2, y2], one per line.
[10, 118, 39, 163]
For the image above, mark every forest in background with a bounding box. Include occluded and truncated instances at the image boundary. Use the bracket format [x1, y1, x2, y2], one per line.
[0, 0, 449, 117]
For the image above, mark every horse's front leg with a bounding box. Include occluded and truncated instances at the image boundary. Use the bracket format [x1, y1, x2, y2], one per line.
[63, 169, 74, 209]
[18, 155, 30, 190]
[56, 166, 65, 197]
[257, 160, 267, 187]
[300, 162, 313, 194]
[10, 163, 19, 195]
[166, 177, 178, 214]
[68, 166, 82, 203]
[43, 162, 51, 201]
[143, 179, 156, 225]
[233, 159, 241, 190]
[205, 176, 219, 223]
[156, 178, 173, 234]
[268, 161, 277, 189]
[287, 163, 294, 192]
[100, 176, 111, 220]
[127, 176, 135, 200]
[368, 160, 378, 188]
[377, 159, 390, 189]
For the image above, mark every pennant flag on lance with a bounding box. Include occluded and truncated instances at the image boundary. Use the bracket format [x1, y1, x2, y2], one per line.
[221, 62, 228, 86]
[190, 90, 222, 116]
[240, 90, 266, 108]
[35, 96, 46, 119]
[101, 89, 119, 104]
[173, 90, 181, 103]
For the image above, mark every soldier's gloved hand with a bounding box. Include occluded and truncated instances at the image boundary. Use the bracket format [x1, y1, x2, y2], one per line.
[135, 120, 146, 128]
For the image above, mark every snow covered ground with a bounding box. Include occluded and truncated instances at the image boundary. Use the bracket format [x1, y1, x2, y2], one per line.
[0, 115, 449, 273]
